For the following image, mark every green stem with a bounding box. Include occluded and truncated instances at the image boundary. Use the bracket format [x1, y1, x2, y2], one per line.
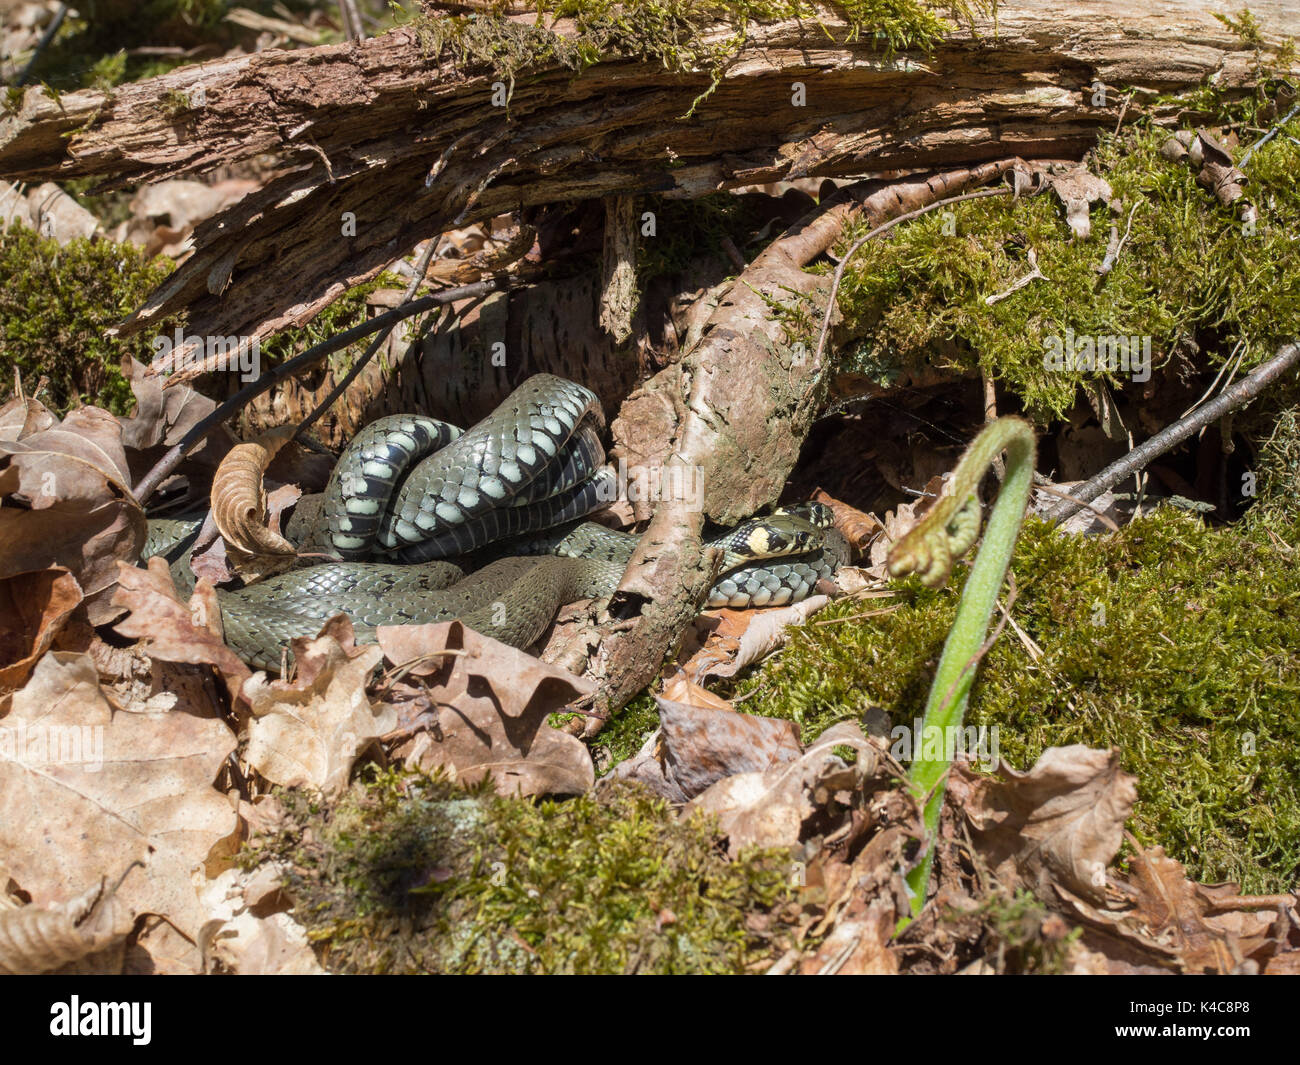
[886, 416, 1037, 919]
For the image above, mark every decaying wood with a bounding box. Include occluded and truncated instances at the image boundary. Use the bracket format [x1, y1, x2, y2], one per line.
[3, 1, 1295, 714]
[587, 161, 1022, 717]
[0, 1, 1294, 364]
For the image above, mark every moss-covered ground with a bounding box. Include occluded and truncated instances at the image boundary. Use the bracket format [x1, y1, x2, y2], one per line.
[249, 769, 799, 974]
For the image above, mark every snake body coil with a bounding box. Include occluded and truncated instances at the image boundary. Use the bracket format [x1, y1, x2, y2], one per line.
[145, 375, 845, 671]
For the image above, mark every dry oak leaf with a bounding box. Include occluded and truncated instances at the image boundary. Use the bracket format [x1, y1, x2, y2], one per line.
[379, 621, 595, 797]
[810, 488, 882, 554]
[689, 722, 884, 856]
[661, 671, 734, 712]
[0, 651, 237, 941]
[604, 696, 801, 804]
[795, 892, 901, 976]
[0, 875, 135, 975]
[112, 557, 251, 702]
[196, 868, 323, 975]
[243, 627, 392, 797]
[0, 407, 146, 624]
[696, 596, 831, 682]
[0, 567, 83, 692]
[1070, 841, 1285, 974]
[952, 745, 1136, 907]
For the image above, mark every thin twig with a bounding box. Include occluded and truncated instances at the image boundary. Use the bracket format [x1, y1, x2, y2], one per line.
[813, 187, 1012, 370]
[1095, 200, 1140, 278]
[338, 0, 365, 42]
[13, 2, 68, 86]
[292, 236, 442, 442]
[132, 279, 504, 503]
[1044, 340, 1300, 524]
[1240, 103, 1300, 168]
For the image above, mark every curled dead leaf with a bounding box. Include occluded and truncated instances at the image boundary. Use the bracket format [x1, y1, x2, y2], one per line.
[211, 429, 298, 559]
[112, 557, 251, 703]
[0, 391, 58, 441]
[0, 567, 83, 691]
[688, 721, 887, 855]
[810, 488, 881, 554]
[1048, 167, 1113, 240]
[243, 627, 392, 797]
[0, 876, 135, 975]
[952, 745, 1136, 906]
[605, 695, 802, 803]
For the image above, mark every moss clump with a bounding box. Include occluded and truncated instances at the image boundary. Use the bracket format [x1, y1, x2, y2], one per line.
[254, 769, 798, 973]
[591, 690, 660, 772]
[0, 225, 176, 413]
[415, 1, 969, 111]
[829, 112, 1300, 419]
[961, 889, 1083, 974]
[17, 1, 322, 90]
[737, 508, 1300, 893]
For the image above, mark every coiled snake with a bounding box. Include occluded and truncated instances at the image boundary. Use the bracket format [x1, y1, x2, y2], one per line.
[144, 374, 846, 671]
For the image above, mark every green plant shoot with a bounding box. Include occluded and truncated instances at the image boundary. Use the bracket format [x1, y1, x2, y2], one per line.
[886, 416, 1037, 916]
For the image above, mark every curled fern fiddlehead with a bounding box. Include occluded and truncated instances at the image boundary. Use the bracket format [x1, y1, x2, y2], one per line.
[887, 416, 1037, 919]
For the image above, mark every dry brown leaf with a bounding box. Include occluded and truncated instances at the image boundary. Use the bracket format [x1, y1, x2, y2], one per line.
[605, 695, 802, 803]
[0, 875, 135, 975]
[953, 745, 1136, 906]
[1265, 951, 1300, 975]
[0, 651, 238, 941]
[699, 596, 831, 681]
[117, 356, 216, 454]
[1049, 167, 1113, 239]
[1104, 842, 1282, 973]
[0, 407, 146, 623]
[112, 557, 251, 703]
[688, 721, 882, 855]
[379, 621, 594, 797]
[795, 892, 900, 975]
[0, 392, 58, 441]
[196, 868, 323, 975]
[0, 567, 83, 691]
[810, 488, 881, 554]
[243, 627, 392, 797]
[211, 430, 298, 559]
[661, 671, 734, 712]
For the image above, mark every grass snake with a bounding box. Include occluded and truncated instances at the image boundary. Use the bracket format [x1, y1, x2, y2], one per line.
[143, 374, 846, 671]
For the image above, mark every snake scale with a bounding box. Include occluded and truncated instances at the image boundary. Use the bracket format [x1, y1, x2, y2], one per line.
[143, 374, 847, 672]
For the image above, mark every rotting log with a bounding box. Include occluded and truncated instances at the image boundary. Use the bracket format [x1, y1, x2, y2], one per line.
[0, 1, 1294, 361]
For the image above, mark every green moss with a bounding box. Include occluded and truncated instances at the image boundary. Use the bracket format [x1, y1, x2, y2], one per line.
[415, 0, 971, 112]
[828, 115, 1300, 419]
[0, 225, 176, 413]
[253, 768, 798, 973]
[636, 191, 759, 279]
[737, 509, 1300, 892]
[960, 889, 1082, 974]
[591, 690, 660, 772]
[18, 1, 325, 90]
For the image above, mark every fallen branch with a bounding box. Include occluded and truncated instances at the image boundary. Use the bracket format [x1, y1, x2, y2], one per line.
[132, 278, 502, 503]
[1043, 340, 1300, 525]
